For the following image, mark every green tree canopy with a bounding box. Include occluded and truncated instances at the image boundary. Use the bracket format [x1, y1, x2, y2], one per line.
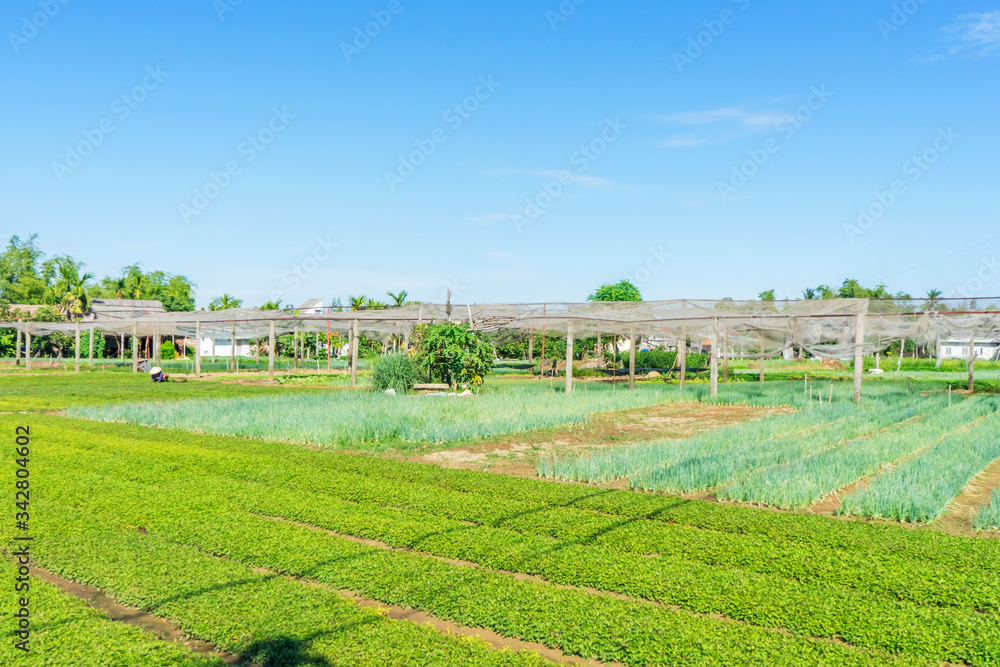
[209, 294, 243, 311]
[588, 280, 642, 302]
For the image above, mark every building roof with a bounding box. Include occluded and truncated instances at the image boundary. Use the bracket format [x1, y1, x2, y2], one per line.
[298, 298, 323, 309]
[86, 299, 167, 320]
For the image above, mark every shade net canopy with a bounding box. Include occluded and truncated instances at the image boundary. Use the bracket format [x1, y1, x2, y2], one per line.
[4, 297, 1000, 359]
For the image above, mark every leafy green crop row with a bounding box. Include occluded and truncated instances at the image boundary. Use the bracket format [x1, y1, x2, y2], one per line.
[34, 442, 1000, 667]
[840, 406, 1000, 522]
[37, 413, 1000, 573]
[0, 555, 224, 667]
[721, 396, 1000, 508]
[30, 485, 940, 667]
[10, 502, 552, 667]
[44, 429, 1000, 616]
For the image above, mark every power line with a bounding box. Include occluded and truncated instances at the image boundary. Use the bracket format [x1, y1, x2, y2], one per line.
[878, 231, 1000, 282]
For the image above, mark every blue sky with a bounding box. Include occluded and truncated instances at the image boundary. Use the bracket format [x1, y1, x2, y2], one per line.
[2, 0, 999, 308]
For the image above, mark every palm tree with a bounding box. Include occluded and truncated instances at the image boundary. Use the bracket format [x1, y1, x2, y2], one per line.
[364, 298, 388, 310]
[258, 300, 282, 311]
[209, 294, 243, 311]
[50, 260, 94, 320]
[386, 290, 408, 307]
[802, 288, 817, 300]
[926, 289, 944, 311]
[348, 295, 368, 311]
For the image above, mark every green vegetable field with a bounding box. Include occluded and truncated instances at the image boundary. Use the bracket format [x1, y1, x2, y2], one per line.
[3, 374, 1000, 665]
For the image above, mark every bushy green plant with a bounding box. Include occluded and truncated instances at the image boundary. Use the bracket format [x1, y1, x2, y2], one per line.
[160, 340, 176, 360]
[412, 323, 494, 389]
[371, 353, 417, 394]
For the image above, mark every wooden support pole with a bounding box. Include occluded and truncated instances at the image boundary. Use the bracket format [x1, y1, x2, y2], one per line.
[293, 329, 299, 369]
[759, 330, 766, 384]
[710, 318, 719, 397]
[722, 326, 730, 383]
[268, 321, 276, 382]
[230, 324, 236, 372]
[350, 320, 360, 387]
[527, 334, 533, 363]
[678, 329, 687, 394]
[327, 321, 331, 371]
[153, 333, 161, 366]
[211, 337, 216, 363]
[88, 326, 94, 366]
[853, 303, 867, 404]
[968, 336, 976, 392]
[935, 335, 942, 368]
[132, 324, 138, 373]
[565, 324, 574, 395]
[628, 326, 636, 390]
[25, 332, 31, 371]
[195, 321, 202, 377]
[15, 324, 22, 366]
[74, 320, 81, 374]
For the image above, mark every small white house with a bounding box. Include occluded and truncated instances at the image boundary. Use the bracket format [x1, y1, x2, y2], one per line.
[937, 340, 1000, 361]
[298, 299, 324, 314]
[199, 337, 254, 358]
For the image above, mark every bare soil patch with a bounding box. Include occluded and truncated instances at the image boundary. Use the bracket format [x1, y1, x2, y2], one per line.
[402, 402, 782, 477]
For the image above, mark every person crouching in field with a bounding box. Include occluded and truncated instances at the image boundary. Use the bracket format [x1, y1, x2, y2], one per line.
[150, 366, 169, 383]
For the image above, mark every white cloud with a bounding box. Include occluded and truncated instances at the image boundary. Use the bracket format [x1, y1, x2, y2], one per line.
[658, 105, 792, 149]
[947, 11, 1000, 57]
[662, 107, 786, 128]
[481, 168, 610, 189]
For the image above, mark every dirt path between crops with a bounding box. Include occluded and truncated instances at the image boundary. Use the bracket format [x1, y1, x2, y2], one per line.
[28, 563, 247, 665]
[402, 402, 785, 477]
[937, 455, 1000, 536]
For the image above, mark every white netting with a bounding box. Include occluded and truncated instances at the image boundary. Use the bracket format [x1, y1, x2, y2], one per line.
[4, 297, 1000, 358]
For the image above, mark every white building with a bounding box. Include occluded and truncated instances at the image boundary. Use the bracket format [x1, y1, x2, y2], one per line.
[937, 340, 1000, 361]
[199, 337, 254, 358]
[298, 298, 324, 314]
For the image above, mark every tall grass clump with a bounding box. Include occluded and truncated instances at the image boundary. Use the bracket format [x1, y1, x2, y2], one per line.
[838, 399, 1000, 523]
[541, 385, 931, 492]
[974, 490, 1000, 532]
[68, 383, 673, 451]
[721, 396, 994, 510]
[371, 353, 417, 394]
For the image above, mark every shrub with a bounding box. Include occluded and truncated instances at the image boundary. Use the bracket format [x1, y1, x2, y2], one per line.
[160, 340, 176, 360]
[371, 353, 417, 394]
